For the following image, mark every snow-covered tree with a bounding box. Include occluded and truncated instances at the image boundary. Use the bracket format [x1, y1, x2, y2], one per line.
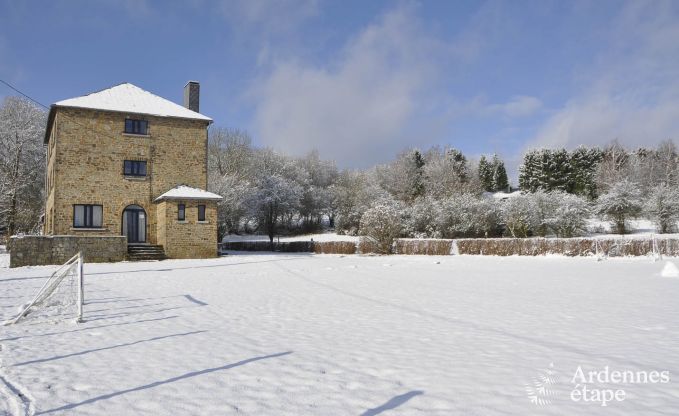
[546, 191, 590, 237]
[478, 155, 493, 192]
[334, 169, 390, 235]
[297, 150, 338, 230]
[569, 146, 603, 198]
[438, 194, 500, 238]
[375, 149, 427, 202]
[0, 97, 47, 240]
[595, 140, 631, 193]
[424, 147, 480, 198]
[491, 155, 509, 192]
[501, 194, 540, 238]
[644, 184, 679, 234]
[208, 128, 255, 237]
[246, 174, 303, 243]
[404, 196, 441, 238]
[595, 180, 643, 234]
[359, 203, 402, 254]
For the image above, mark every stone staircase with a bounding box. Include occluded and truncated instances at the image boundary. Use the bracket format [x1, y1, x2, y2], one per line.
[127, 244, 166, 261]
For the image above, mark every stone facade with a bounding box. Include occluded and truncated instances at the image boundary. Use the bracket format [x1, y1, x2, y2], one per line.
[156, 200, 219, 258]
[42, 100, 219, 260]
[9, 235, 127, 267]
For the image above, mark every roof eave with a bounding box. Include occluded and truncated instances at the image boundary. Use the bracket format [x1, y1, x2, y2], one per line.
[51, 104, 213, 123]
[43, 105, 58, 144]
[154, 196, 223, 203]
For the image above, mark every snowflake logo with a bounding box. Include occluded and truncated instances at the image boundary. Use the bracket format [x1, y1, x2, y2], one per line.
[525, 362, 558, 406]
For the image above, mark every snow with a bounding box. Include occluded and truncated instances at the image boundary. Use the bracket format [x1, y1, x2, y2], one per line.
[661, 261, 679, 278]
[154, 185, 223, 202]
[54, 83, 212, 122]
[586, 218, 679, 239]
[487, 190, 523, 200]
[1, 254, 678, 415]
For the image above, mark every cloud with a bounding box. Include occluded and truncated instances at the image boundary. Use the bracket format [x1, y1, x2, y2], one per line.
[218, 0, 318, 40]
[249, 3, 443, 167]
[530, 0, 679, 150]
[483, 96, 543, 118]
[494, 96, 543, 118]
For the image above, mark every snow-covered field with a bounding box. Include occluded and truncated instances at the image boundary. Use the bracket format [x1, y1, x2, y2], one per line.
[1, 252, 679, 415]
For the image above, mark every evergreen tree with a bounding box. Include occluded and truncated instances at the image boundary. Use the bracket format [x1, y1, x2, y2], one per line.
[446, 148, 469, 183]
[492, 156, 509, 192]
[411, 150, 426, 199]
[478, 155, 493, 191]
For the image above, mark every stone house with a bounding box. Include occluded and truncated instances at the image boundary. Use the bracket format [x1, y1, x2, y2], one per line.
[42, 82, 222, 259]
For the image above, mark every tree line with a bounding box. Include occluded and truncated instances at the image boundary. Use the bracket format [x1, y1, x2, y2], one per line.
[1, 95, 678, 244]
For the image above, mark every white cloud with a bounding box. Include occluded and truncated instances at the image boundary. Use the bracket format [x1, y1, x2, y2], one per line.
[530, 0, 679, 150]
[249, 4, 443, 167]
[219, 0, 318, 37]
[486, 96, 542, 118]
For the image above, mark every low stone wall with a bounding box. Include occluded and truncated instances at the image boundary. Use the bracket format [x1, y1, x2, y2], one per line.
[9, 235, 127, 268]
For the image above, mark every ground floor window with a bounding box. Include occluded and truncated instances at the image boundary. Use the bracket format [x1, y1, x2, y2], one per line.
[178, 204, 185, 221]
[73, 204, 103, 228]
[198, 204, 206, 221]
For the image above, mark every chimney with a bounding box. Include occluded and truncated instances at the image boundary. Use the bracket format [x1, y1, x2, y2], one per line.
[183, 81, 200, 113]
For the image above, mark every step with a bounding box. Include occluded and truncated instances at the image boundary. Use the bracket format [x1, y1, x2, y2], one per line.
[127, 244, 166, 261]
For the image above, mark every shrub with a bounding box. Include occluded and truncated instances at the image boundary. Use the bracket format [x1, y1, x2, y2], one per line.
[501, 194, 540, 237]
[596, 180, 642, 234]
[547, 191, 590, 237]
[438, 194, 500, 238]
[404, 197, 442, 238]
[644, 184, 679, 234]
[359, 204, 402, 254]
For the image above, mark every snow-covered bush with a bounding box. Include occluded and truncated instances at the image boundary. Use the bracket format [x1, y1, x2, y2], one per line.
[528, 190, 557, 237]
[501, 194, 538, 237]
[404, 197, 442, 238]
[546, 191, 590, 237]
[644, 184, 679, 233]
[438, 194, 500, 238]
[595, 180, 642, 234]
[359, 203, 402, 254]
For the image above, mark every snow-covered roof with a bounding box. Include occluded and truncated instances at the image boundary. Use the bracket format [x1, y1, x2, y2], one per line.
[486, 191, 523, 201]
[154, 185, 223, 202]
[54, 83, 212, 122]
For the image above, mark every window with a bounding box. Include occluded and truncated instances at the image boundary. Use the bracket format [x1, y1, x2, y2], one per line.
[124, 119, 148, 135]
[73, 204, 103, 228]
[198, 205, 206, 221]
[124, 160, 147, 176]
[178, 204, 185, 221]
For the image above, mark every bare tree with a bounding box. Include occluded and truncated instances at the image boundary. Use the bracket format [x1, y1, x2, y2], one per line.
[0, 97, 46, 242]
[207, 128, 255, 238]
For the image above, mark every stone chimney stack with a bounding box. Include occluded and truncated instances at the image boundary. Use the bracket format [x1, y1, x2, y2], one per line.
[183, 81, 200, 113]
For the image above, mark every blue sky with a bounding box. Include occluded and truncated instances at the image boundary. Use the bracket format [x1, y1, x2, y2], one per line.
[2, 0, 679, 176]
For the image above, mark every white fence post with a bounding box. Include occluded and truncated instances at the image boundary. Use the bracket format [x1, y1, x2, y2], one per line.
[77, 251, 84, 322]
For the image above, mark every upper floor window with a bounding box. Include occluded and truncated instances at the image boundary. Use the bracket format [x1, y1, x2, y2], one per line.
[198, 204, 206, 221]
[73, 204, 103, 228]
[124, 160, 147, 177]
[178, 204, 186, 221]
[124, 119, 148, 135]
